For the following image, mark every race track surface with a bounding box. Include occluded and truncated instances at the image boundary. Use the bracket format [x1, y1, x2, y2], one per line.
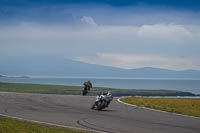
[0, 93, 200, 133]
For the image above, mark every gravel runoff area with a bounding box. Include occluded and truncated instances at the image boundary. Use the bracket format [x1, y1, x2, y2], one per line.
[0, 92, 200, 133]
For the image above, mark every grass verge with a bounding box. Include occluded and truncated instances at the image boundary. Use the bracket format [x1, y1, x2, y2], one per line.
[0, 82, 195, 96]
[0, 115, 88, 133]
[0, 82, 82, 94]
[121, 97, 200, 117]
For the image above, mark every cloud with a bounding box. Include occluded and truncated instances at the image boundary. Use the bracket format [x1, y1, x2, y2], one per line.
[0, 21, 200, 70]
[80, 16, 98, 27]
[137, 24, 192, 40]
[74, 53, 200, 70]
[0, 22, 198, 42]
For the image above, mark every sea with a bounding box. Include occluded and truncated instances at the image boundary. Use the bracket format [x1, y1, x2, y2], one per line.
[1, 76, 200, 95]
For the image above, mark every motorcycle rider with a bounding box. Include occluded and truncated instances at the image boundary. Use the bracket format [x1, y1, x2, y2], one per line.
[87, 80, 92, 90]
[82, 80, 93, 95]
[105, 91, 113, 106]
[91, 91, 113, 110]
[83, 80, 92, 91]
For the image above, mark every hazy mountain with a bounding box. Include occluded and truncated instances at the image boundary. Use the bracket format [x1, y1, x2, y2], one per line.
[0, 74, 6, 77]
[0, 56, 200, 79]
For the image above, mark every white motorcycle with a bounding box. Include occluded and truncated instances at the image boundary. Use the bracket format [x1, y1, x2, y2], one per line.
[91, 91, 113, 110]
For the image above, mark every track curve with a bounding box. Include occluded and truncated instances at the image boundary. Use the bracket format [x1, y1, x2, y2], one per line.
[0, 93, 200, 133]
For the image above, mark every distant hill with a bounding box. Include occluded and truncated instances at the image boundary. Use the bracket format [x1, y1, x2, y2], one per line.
[0, 56, 200, 79]
[0, 74, 6, 77]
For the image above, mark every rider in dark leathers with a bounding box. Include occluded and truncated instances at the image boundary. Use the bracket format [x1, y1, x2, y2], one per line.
[82, 80, 92, 95]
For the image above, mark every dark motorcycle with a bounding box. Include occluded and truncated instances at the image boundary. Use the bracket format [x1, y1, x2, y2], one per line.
[82, 89, 88, 96]
[91, 91, 113, 110]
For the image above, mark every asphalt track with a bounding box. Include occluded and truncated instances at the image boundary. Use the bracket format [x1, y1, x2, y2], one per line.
[0, 93, 200, 133]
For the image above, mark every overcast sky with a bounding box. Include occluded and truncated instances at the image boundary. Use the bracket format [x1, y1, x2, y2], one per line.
[1, 0, 200, 70]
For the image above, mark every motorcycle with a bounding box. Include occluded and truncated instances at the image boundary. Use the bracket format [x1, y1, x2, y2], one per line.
[82, 89, 88, 96]
[91, 91, 113, 110]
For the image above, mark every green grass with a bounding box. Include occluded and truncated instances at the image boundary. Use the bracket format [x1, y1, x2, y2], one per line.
[121, 97, 200, 117]
[0, 82, 195, 96]
[0, 82, 112, 95]
[0, 82, 119, 95]
[0, 82, 83, 94]
[0, 115, 88, 133]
